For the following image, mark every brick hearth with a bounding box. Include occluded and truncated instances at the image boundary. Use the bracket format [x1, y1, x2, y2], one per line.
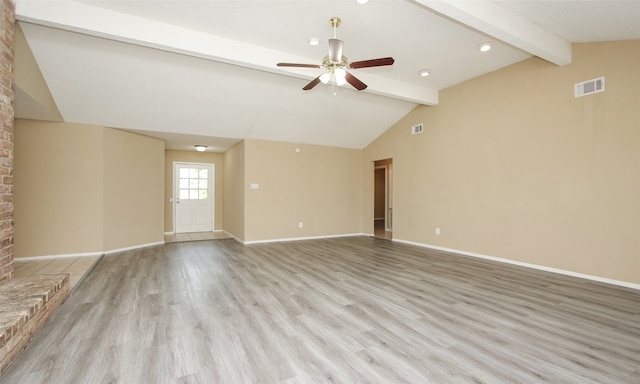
[0, 274, 70, 374]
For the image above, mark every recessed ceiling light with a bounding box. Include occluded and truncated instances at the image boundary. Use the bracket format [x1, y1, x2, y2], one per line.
[478, 42, 492, 52]
[309, 37, 320, 46]
[357, 0, 369, 4]
[418, 69, 431, 77]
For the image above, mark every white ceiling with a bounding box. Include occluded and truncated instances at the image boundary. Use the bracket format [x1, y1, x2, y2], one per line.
[14, 0, 640, 152]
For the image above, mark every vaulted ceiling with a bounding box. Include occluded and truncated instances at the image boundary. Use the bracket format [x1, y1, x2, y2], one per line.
[14, 0, 640, 152]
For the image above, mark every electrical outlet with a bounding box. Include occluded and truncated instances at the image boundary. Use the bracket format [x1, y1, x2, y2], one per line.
[298, 222, 304, 228]
[435, 228, 441, 235]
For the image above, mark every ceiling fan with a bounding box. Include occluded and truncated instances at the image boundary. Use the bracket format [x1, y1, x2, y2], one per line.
[277, 17, 394, 91]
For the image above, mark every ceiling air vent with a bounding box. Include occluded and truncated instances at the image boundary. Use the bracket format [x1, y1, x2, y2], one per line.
[411, 123, 424, 135]
[575, 76, 605, 98]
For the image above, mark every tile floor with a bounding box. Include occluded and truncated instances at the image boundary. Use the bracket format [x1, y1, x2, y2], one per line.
[164, 231, 232, 243]
[12, 256, 101, 291]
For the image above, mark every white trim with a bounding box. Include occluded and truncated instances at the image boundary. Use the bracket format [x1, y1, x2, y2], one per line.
[393, 238, 640, 291]
[15, 241, 165, 261]
[15, 251, 104, 261]
[243, 233, 365, 245]
[226, 233, 244, 243]
[104, 241, 165, 255]
[164, 231, 174, 235]
[374, 162, 393, 232]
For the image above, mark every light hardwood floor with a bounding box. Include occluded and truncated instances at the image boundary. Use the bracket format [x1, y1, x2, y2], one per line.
[11, 231, 228, 290]
[2, 236, 639, 383]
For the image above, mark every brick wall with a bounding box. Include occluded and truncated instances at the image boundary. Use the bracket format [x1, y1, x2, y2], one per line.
[0, 0, 14, 283]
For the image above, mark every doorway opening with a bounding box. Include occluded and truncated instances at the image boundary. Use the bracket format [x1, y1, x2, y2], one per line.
[173, 162, 214, 233]
[374, 158, 393, 240]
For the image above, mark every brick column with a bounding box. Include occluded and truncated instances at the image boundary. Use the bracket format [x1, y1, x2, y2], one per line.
[0, 0, 14, 283]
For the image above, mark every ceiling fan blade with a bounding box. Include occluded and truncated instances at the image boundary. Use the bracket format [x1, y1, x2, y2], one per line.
[328, 39, 343, 63]
[345, 71, 367, 91]
[277, 63, 321, 68]
[349, 57, 395, 69]
[303, 76, 322, 91]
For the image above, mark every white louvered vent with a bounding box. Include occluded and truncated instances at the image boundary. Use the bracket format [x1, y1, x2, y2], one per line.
[411, 123, 424, 135]
[575, 76, 605, 98]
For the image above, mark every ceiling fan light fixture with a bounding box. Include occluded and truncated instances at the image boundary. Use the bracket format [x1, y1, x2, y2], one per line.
[195, 145, 207, 152]
[319, 72, 331, 84]
[334, 68, 347, 86]
[418, 69, 431, 77]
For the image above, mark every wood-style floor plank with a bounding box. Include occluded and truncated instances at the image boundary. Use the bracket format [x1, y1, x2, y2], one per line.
[2, 236, 639, 383]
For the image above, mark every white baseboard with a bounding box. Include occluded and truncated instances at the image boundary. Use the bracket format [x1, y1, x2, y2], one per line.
[15, 251, 105, 261]
[15, 241, 165, 261]
[393, 238, 640, 291]
[105, 241, 164, 255]
[243, 233, 365, 245]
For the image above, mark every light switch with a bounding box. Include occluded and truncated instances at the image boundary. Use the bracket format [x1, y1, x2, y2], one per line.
[250, 183, 259, 189]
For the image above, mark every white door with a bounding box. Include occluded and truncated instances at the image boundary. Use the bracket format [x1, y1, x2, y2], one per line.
[174, 162, 214, 233]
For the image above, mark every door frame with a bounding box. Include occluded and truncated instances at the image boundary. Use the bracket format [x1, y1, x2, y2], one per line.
[173, 161, 215, 233]
[374, 158, 393, 233]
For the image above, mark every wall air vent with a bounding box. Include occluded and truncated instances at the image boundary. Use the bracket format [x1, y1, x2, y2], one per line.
[575, 76, 605, 98]
[411, 123, 424, 135]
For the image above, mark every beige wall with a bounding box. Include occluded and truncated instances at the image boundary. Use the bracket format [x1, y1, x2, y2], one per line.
[15, 120, 105, 256]
[223, 141, 245, 240]
[364, 41, 640, 284]
[243, 139, 363, 242]
[164, 150, 224, 233]
[14, 120, 164, 257]
[103, 129, 165, 250]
